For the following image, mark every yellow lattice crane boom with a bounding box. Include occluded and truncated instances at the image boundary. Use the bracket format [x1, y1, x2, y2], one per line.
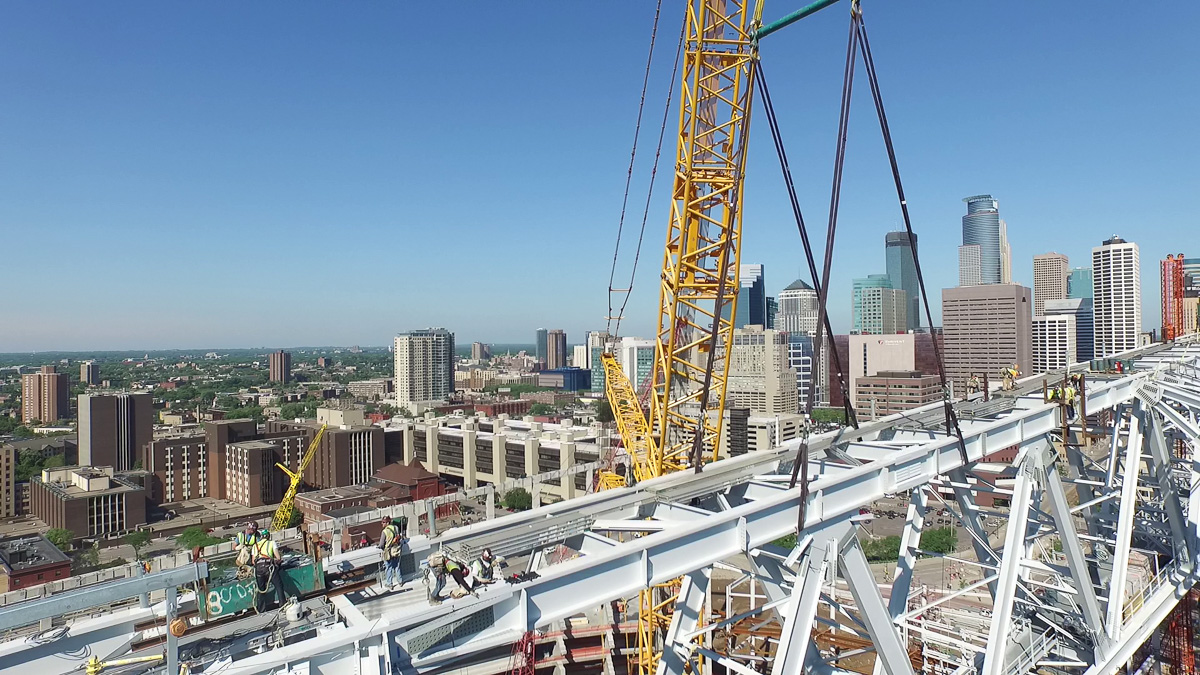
[596, 2, 764, 672]
[270, 423, 327, 531]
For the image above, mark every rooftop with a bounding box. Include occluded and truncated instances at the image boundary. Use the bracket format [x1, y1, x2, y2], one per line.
[0, 534, 70, 573]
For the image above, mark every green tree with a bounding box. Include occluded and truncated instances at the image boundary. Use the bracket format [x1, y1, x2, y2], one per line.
[124, 531, 151, 559]
[503, 487, 533, 511]
[810, 408, 847, 425]
[597, 399, 615, 424]
[46, 528, 74, 550]
[177, 526, 222, 550]
[530, 403, 555, 416]
[862, 536, 902, 562]
[73, 543, 100, 573]
[920, 527, 958, 554]
[287, 509, 303, 528]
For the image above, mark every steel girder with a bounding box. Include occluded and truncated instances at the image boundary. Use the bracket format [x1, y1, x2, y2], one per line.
[37, 343, 1200, 675]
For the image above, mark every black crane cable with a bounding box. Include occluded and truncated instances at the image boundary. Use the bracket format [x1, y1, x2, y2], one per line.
[606, 0, 665, 337]
[855, 12, 971, 466]
[613, 7, 688, 340]
[753, 60, 860, 431]
[784, 6, 862, 534]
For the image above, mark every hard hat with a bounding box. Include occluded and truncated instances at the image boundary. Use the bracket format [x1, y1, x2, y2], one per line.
[261, 529, 271, 539]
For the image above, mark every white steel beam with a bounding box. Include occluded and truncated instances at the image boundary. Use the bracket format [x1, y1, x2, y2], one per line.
[1043, 456, 1108, 658]
[1105, 400, 1144, 641]
[839, 537, 916, 675]
[981, 449, 1038, 675]
[659, 569, 710, 675]
[771, 537, 834, 675]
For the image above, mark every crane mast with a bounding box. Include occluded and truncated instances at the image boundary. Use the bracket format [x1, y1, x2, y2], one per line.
[649, 0, 762, 477]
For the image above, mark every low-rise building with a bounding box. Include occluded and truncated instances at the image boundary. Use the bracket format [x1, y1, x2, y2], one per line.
[854, 370, 941, 420]
[536, 368, 591, 391]
[30, 466, 147, 538]
[0, 534, 72, 592]
[346, 379, 394, 400]
[474, 400, 533, 417]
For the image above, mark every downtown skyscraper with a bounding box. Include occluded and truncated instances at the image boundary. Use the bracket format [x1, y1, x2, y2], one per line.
[1092, 236, 1141, 357]
[885, 231, 921, 330]
[735, 264, 767, 328]
[1033, 252, 1070, 316]
[961, 195, 1004, 285]
[394, 328, 456, 411]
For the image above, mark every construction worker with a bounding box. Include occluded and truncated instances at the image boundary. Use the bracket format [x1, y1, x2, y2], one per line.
[253, 530, 284, 612]
[470, 548, 503, 585]
[966, 375, 981, 396]
[1002, 364, 1020, 391]
[427, 552, 474, 603]
[379, 517, 408, 590]
[1064, 384, 1078, 420]
[233, 523, 260, 567]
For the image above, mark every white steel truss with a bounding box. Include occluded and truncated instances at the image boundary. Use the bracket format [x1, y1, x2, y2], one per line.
[10, 339, 1200, 675]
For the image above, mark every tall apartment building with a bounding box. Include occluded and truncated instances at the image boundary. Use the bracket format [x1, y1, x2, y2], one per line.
[78, 392, 153, 471]
[1045, 298, 1094, 362]
[852, 274, 893, 333]
[80, 362, 101, 386]
[942, 284, 1032, 392]
[847, 334, 916, 409]
[1032, 314, 1077, 374]
[858, 287, 907, 335]
[204, 419, 259, 499]
[885, 231, 921, 330]
[617, 337, 655, 392]
[725, 326, 798, 415]
[535, 328, 548, 368]
[735, 264, 767, 329]
[1068, 267, 1094, 299]
[1033, 253, 1070, 316]
[961, 194, 1003, 284]
[572, 344, 589, 369]
[21, 366, 69, 424]
[959, 245, 983, 287]
[1092, 236, 1141, 357]
[145, 433, 208, 504]
[777, 278, 818, 334]
[546, 329, 568, 370]
[268, 350, 292, 384]
[394, 328, 455, 411]
[265, 419, 384, 490]
[470, 342, 491, 361]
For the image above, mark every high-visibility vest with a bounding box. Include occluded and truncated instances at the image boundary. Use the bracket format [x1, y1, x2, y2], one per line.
[382, 524, 400, 546]
[254, 539, 278, 561]
[236, 532, 260, 548]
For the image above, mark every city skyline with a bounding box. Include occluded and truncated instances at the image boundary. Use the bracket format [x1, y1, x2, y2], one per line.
[3, 3, 1194, 350]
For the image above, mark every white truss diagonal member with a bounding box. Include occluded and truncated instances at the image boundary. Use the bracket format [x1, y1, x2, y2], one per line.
[981, 448, 1038, 675]
[1106, 401, 1144, 641]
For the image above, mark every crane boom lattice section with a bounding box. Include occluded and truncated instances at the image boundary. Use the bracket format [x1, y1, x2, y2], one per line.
[651, 0, 760, 476]
[271, 423, 328, 531]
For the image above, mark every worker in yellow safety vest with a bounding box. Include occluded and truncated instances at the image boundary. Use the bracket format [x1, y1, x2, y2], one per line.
[379, 517, 408, 590]
[233, 523, 260, 567]
[253, 530, 283, 611]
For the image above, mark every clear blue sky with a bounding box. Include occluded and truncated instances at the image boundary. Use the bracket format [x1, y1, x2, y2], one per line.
[3, 2, 1197, 351]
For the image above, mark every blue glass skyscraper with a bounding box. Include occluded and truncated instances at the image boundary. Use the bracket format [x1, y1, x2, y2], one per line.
[885, 231, 920, 330]
[851, 274, 893, 334]
[734, 264, 766, 328]
[962, 195, 1002, 284]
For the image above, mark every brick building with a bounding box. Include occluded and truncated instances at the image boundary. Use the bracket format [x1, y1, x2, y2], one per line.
[0, 534, 72, 592]
[21, 366, 69, 424]
[78, 392, 154, 471]
[265, 420, 384, 490]
[474, 400, 533, 416]
[30, 466, 147, 538]
[854, 371, 942, 420]
[144, 433, 208, 505]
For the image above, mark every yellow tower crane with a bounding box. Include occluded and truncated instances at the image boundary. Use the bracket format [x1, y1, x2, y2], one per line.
[270, 423, 328, 531]
[597, 1, 767, 671]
